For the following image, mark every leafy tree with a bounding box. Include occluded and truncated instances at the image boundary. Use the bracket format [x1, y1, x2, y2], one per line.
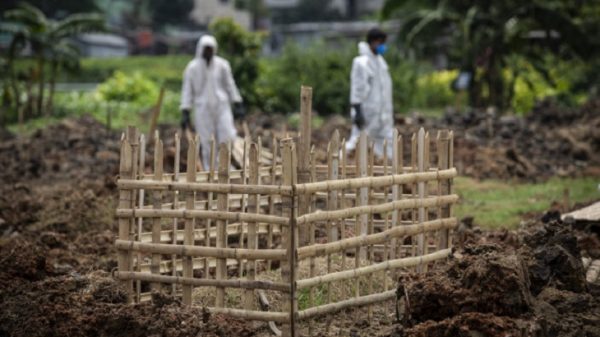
[209, 17, 265, 109]
[1, 2, 104, 117]
[382, 0, 600, 110]
[148, 0, 194, 30]
[0, 0, 99, 18]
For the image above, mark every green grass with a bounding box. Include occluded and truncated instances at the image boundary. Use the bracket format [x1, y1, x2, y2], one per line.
[454, 176, 600, 229]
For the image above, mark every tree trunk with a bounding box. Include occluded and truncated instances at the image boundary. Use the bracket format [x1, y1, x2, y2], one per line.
[46, 61, 58, 116]
[36, 56, 45, 117]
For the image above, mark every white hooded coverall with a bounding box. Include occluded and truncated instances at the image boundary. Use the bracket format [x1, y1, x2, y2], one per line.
[346, 41, 394, 158]
[180, 35, 242, 170]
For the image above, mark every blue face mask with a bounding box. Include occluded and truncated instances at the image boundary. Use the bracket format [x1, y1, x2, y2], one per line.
[376, 43, 387, 55]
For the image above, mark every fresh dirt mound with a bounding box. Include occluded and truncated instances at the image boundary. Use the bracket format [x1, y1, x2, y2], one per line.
[0, 236, 255, 337]
[0, 116, 120, 185]
[437, 98, 600, 181]
[392, 221, 600, 337]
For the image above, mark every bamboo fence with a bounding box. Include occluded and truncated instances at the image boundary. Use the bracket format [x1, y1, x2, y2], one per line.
[114, 86, 457, 337]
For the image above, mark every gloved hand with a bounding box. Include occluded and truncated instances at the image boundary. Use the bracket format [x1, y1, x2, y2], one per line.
[181, 109, 194, 132]
[352, 104, 365, 129]
[233, 102, 246, 120]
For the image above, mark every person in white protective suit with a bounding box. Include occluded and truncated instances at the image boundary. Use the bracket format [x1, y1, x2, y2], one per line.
[180, 35, 245, 170]
[346, 28, 394, 158]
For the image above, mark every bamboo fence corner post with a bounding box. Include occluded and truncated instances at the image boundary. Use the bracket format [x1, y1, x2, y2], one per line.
[280, 138, 297, 337]
[417, 128, 426, 273]
[151, 130, 164, 291]
[244, 143, 259, 310]
[117, 126, 136, 303]
[216, 143, 230, 308]
[437, 130, 451, 250]
[298, 85, 313, 246]
[183, 136, 197, 305]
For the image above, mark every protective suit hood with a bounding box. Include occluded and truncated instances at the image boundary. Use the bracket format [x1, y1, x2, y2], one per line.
[196, 35, 218, 58]
[358, 41, 371, 56]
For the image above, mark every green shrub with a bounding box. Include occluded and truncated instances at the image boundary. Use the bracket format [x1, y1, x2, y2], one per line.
[210, 17, 265, 110]
[256, 42, 353, 115]
[96, 71, 159, 104]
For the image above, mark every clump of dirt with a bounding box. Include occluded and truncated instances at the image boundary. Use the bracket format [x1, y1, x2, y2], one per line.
[399, 244, 532, 323]
[523, 221, 588, 294]
[393, 220, 600, 337]
[436, 98, 600, 180]
[0, 268, 254, 337]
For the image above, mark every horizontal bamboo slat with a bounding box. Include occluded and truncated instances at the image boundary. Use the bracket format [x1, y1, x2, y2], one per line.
[297, 217, 457, 259]
[118, 179, 293, 196]
[116, 240, 287, 260]
[139, 256, 251, 274]
[296, 194, 458, 225]
[139, 222, 280, 243]
[116, 208, 289, 226]
[295, 168, 457, 194]
[297, 289, 396, 320]
[207, 307, 289, 323]
[116, 271, 289, 292]
[297, 248, 451, 289]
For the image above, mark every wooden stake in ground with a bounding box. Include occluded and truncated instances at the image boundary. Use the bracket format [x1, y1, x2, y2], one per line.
[267, 135, 278, 270]
[327, 131, 340, 304]
[437, 130, 451, 250]
[183, 136, 197, 305]
[281, 138, 297, 337]
[417, 128, 426, 273]
[118, 127, 136, 303]
[244, 143, 259, 310]
[298, 86, 312, 246]
[216, 143, 230, 308]
[171, 132, 181, 294]
[151, 130, 164, 290]
[148, 86, 165, 142]
[136, 134, 146, 301]
[205, 136, 216, 278]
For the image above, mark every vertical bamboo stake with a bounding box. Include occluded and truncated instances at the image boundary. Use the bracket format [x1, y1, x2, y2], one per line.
[238, 140, 248, 278]
[358, 132, 368, 255]
[136, 134, 146, 301]
[171, 132, 181, 294]
[183, 136, 197, 305]
[328, 131, 340, 305]
[340, 139, 347, 270]
[129, 128, 139, 295]
[436, 131, 452, 250]
[383, 138, 389, 319]
[151, 130, 164, 290]
[281, 138, 297, 337]
[298, 86, 312, 246]
[448, 131, 455, 248]
[330, 131, 340, 242]
[367, 140, 374, 321]
[411, 133, 417, 259]
[309, 145, 316, 307]
[417, 128, 426, 273]
[205, 136, 216, 278]
[308, 144, 317, 337]
[425, 132, 430, 257]
[244, 143, 259, 310]
[267, 136, 278, 270]
[118, 127, 135, 303]
[390, 130, 399, 264]
[216, 143, 230, 308]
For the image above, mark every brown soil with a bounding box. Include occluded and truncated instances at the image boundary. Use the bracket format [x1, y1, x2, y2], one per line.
[0, 98, 599, 336]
